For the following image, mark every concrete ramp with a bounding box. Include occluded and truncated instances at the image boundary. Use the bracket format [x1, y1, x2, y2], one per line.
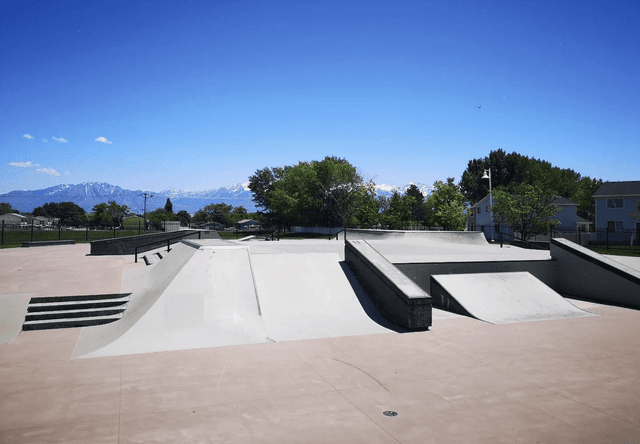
[74, 243, 268, 358]
[252, 253, 395, 341]
[430, 272, 595, 324]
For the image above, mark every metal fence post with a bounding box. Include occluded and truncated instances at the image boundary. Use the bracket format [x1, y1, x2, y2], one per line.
[1, 220, 4, 245]
[86, 223, 89, 242]
[59, 221, 62, 240]
[31, 220, 34, 241]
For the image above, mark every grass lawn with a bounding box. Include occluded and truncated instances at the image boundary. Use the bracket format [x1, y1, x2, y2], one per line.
[587, 245, 640, 257]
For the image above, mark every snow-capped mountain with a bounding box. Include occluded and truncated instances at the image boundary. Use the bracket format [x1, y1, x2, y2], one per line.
[375, 183, 433, 198]
[0, 181, 430, 214]
[0, 182, 256, 214]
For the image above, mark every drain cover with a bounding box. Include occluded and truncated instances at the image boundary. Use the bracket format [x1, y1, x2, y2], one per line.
[383, 411, 397, 417]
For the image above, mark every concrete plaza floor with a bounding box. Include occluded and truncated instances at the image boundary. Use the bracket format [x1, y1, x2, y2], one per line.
[1, 243, 640, 443]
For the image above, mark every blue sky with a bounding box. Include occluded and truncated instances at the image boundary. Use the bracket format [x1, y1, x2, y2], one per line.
[1, 0, 638, 194]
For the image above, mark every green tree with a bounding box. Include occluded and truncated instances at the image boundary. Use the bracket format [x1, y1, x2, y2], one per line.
[176, 210, 192, 227]
[228, 206, 248, 225]
[382, 191, 416, 229]
[164, 198, 173, 213]
[33, 202, 87, 226]
[248, 157, 373, 228]
[405, 184, 426, 222]
[147, 208, 178, 229]
[492, 184, 561, 241]
[630, 201, 640, 222]
[91, 201, 129, 228]
[200, 203, 233, 227]
[0, 202, 16, 214]
[426, 178, 467, 230]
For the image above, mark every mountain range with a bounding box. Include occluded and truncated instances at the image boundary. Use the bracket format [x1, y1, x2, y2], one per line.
[0, 182, 433, 215]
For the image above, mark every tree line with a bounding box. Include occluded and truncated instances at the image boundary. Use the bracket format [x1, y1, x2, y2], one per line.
[2, 149, 613, 236]
[248, 156, 468, 231]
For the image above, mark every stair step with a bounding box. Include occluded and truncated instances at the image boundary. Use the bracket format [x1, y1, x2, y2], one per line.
[25, 307, 126, 321]
[30, 293, 131, 304]
[22, 314, 123, 331]
[28, 297, 129, 312]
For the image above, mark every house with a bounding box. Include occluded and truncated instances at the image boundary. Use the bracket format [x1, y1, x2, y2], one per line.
[467, 194, 580, 240]
[236, 219, 261, 231]
[0, 213, 30, 228]
[592, 181, 640, 233]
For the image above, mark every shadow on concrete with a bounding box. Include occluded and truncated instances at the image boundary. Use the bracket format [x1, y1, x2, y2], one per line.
[339, 261, 407, 333]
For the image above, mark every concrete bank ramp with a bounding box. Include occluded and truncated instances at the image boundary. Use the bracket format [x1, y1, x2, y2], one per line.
[340, 229, 489, 245]
[73, 243, 268, 358]
[430, 272, 596, 324]
[252, 253, 395, 341]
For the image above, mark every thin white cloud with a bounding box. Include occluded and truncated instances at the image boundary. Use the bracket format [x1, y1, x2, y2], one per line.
[22, 134, 34, 139]
[95, 136, 113, 144]
[37, 167, 61, 176]
[52, 136, 68, 143]
[9, 161, 34, 168]
[42, 139, 49, 143]
[63, 170, 71, 175]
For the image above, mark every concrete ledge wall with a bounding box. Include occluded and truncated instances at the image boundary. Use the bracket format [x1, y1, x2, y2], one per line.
[550, 238, 640, 307]
[340, 229, 488, 245]
[345, 240, 432, 330]
[396, 260, 558, 295]
[90, 230, 207, 255]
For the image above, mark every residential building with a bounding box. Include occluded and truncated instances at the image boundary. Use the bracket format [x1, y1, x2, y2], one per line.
[592, 180, 640, 233]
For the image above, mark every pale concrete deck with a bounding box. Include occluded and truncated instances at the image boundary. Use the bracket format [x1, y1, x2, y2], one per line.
[1, 243, 640, 443]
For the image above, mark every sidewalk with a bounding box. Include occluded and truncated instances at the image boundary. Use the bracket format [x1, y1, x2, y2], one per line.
[1, 244, 639, 443]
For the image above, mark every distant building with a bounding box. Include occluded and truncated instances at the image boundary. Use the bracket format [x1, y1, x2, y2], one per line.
[592, 181, 640, 233]
[236, 219, 261, 231]
[467, 195, 580, 240]
[0, 213, 30, 227]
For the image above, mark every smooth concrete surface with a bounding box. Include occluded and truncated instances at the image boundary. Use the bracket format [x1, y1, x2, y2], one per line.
[430, 272, 596, 324]
[367, 238, 552, 264]
[74, 243, 268, 358]
[253, 252, 396, 340]
[0, 294, 32, 343]
[2, 243, 640, 443]
[398, 259, 558, 295]
[551, 238, 640, 308]
[345, 240, 432, 329]
[340, 229, 489, 245]
[75, 240, 401, 358]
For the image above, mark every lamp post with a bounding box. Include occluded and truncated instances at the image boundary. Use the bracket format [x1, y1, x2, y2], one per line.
[481, 169, 493, 241]
[139, 192, 153, 231]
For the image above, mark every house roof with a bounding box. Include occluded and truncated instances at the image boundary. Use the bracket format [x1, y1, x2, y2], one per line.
[470, 194, 577, 207]
[237, 219, 260, 224]
[576, 216, 592, 224]
[593, 181, 640, 197]
[0, 213, 28, 219]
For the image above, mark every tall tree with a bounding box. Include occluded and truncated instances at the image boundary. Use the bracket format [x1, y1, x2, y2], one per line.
[427, 179, 467, 231]
[176, 210, 192, 226]
[492, 184, 561, 241]
[382, 191, 415, 229]
[164, 198, 173, 213]
[92, 201, 129, 228]
[0, 202, 16, 214]
[405, 184, 426, 222]
[248, 157, 373, 228]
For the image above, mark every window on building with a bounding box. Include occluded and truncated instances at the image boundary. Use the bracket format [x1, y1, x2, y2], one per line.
[607, 198, 624, 208]
[607, 221, 624, 232]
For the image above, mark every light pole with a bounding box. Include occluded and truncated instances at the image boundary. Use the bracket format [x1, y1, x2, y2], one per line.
[481, 169, 493, 241]
[139, 193, 153, 231]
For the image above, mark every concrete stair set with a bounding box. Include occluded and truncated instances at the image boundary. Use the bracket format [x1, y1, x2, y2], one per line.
[22, 293, 130, 331]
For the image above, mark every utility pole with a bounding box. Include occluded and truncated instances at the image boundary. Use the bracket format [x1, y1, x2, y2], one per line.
[139, 192, 154, 231]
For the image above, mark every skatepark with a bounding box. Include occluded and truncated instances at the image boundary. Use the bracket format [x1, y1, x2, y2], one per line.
[1, 230, 640, 442]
